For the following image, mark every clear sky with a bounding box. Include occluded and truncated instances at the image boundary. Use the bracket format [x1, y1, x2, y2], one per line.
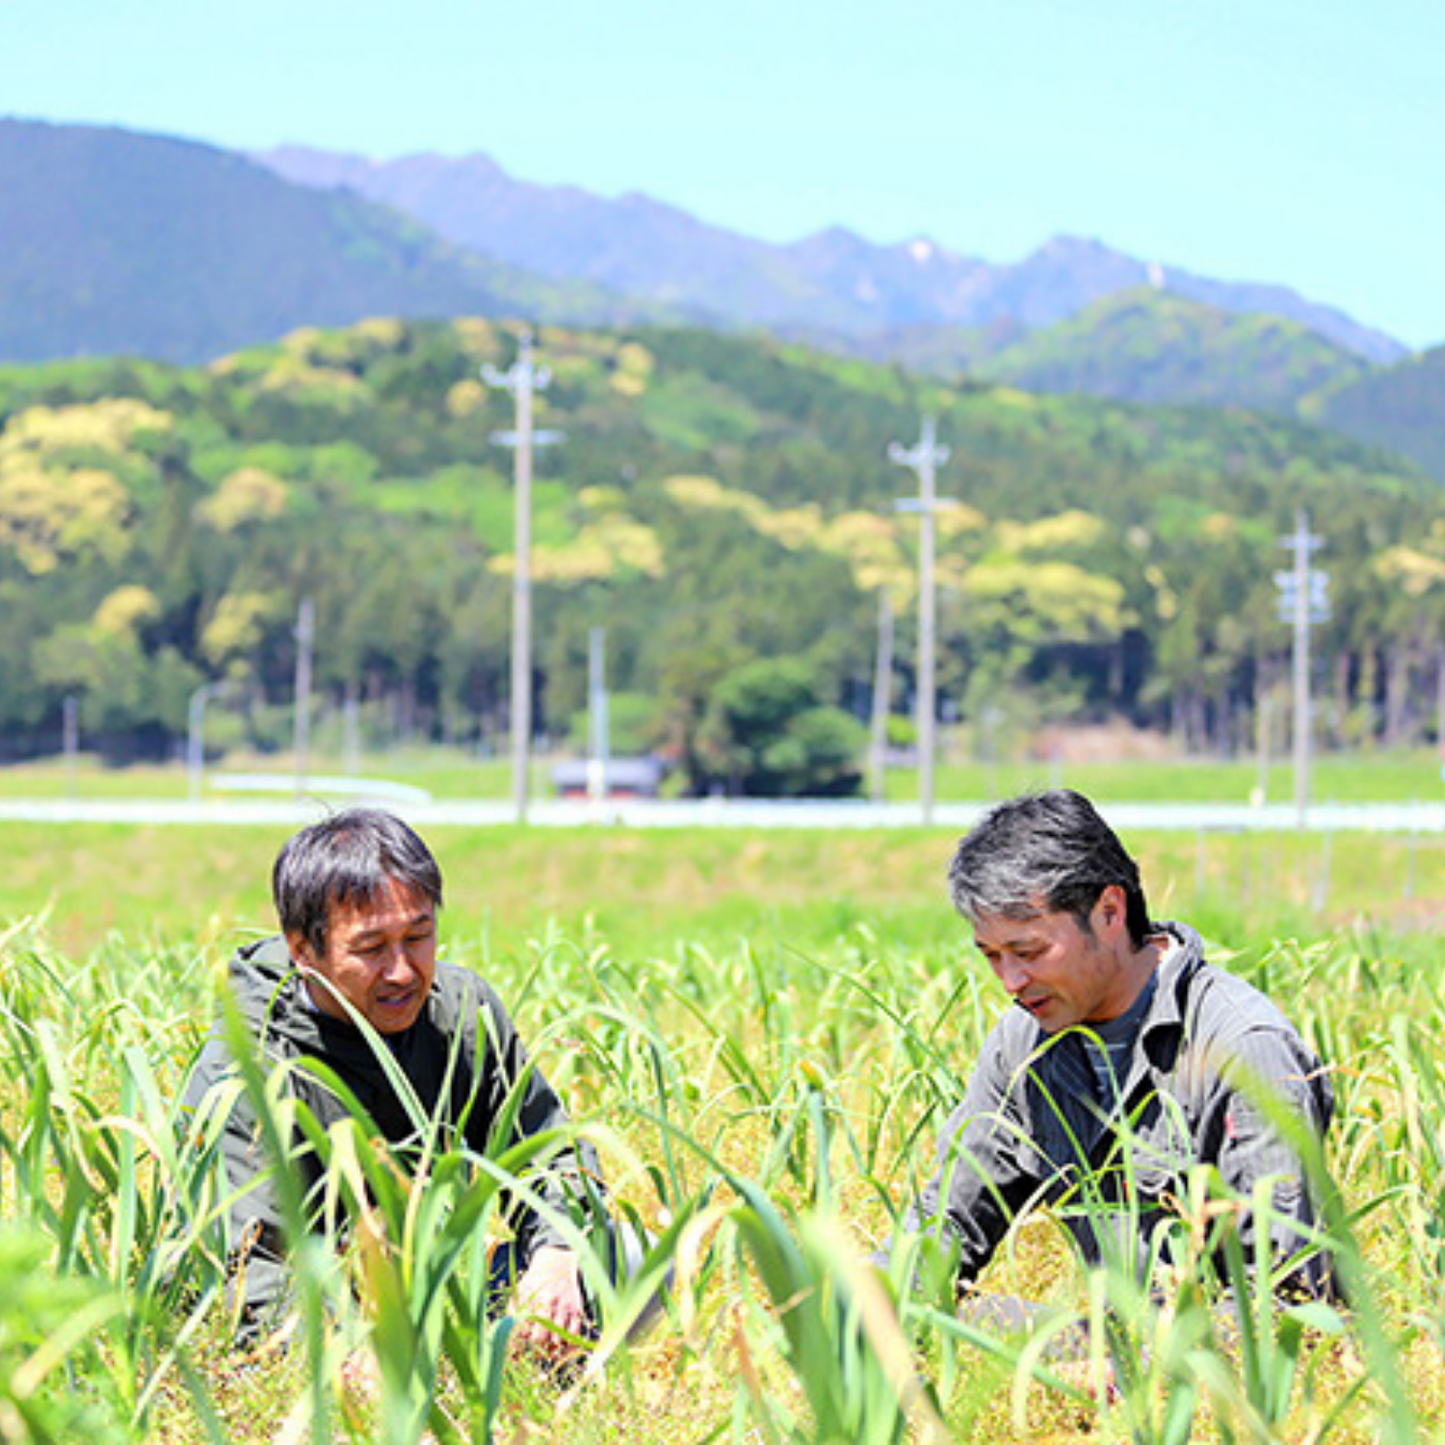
[3, 0, 1441, 348]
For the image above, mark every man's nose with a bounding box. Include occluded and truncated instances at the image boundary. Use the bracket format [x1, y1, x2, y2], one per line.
[996, 957, 1028, 994]
[380, 943, 416, 978]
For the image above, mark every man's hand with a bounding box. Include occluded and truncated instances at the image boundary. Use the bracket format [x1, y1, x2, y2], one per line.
[512, 1246, 588, 1362]
[1055, 1356, 1121, 1407]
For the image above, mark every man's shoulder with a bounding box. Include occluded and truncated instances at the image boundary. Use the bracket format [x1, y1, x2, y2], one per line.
[975, 1004, 1043, 1074]
[1161, 926, 1310, 1050]
[185, 936, 298, 1104]
[223, 934, 299, 1026]
[231, 932, 292, 975]
[425, 962, 509, 1031]
[1165, 936, 1331, 1119]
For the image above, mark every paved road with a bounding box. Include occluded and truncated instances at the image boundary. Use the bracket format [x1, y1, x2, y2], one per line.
[3, 795, 1443, 832]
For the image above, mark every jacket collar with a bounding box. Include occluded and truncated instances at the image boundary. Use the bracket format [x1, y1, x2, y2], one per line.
[1135, 921, 1207, 1072]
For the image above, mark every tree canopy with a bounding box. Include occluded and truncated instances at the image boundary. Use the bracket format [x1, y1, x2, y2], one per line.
[1, 317, 1441, 782]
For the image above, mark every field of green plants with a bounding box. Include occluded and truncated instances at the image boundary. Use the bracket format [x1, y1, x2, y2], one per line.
[3, 745, 1441, 805]
[3, 822, 1445, 1442]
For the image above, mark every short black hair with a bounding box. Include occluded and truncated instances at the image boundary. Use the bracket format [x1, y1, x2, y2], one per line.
[947, 789, 1151, 947]
[272, 808, 443, 955]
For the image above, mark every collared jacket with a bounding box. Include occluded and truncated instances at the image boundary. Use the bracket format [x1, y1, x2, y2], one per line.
[906, 923, 1334, 1295]
[182, 936, 595, 1318]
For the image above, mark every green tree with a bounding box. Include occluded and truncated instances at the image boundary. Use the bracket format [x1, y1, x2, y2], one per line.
[698, 658, 865, 797]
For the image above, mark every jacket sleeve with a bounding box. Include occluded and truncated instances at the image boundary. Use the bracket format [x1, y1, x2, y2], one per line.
[904, 1026, 1047, 1292]
[459, 981, 605, 1260]
[180, 1034, 295, 1329]
[1200, 1023, 1335, 1296]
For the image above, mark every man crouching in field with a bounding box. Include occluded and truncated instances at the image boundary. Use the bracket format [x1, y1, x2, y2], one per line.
[183, 808, 600, 1357]
[890, 789, 1335, 1325]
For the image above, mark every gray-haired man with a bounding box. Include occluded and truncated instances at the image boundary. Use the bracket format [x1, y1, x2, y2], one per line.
[896, 789, 1334, 1309]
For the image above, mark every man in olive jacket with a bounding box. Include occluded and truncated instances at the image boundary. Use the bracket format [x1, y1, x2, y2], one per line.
[184, 809, 597, 1352]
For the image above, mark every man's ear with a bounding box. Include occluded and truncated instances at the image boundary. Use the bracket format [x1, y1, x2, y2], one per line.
[287, 930, 319, 971]
[1093, 884, 1127, 940]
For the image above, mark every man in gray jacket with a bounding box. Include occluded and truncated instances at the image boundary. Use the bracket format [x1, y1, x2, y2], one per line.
[184, 808, 598, 1353]
[899, 790, 1334, 1307]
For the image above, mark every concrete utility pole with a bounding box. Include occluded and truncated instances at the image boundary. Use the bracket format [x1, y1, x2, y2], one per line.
[867, 589, 894, 803]
[1273, 511, 1328, 828]
[293, 597, 315, 801]
[587, 626, 611, 808]
[1254, 689, 1272, 807]
[1438, 646, 1445, 775]
[890, 414, 954, 827]
[187, 680, 231, 804]
[343, 684, 362, 778]
[62, 695, 79, 800]
[484, 330, 564, 825]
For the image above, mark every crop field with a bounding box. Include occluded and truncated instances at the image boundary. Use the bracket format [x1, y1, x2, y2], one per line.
[2, 745, 1441, 806]
[3, 822, 1445, 1442]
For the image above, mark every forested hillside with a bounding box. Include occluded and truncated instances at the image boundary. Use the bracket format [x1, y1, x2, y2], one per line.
[2, 318, 1442, 787]
[0, 119, 641, 365]
[6, 119, 1438, 489]
[1306, 344, 1445, 485]
[972, 289, 1370, 412]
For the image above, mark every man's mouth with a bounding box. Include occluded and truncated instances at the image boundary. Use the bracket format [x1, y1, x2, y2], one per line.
[1016, 995, 1050, 1016]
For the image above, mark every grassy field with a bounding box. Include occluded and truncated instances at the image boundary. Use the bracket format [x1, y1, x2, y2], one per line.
[4, 745, 1442, 805]
[3, 822, 1445, 1441]
[920, 749, 1445, 805]
[0, 750, 520, 802]
[3, 820, 1442, 959]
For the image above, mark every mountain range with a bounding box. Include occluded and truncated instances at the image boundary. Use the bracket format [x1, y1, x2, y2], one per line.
[256, 144, 1407, 367]
[245, 143, 1445, 483]
[0, 116, 1441, 483]
[0, 118, 658, 366]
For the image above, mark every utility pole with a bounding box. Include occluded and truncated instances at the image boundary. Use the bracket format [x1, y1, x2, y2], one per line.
[867, 589, 894, 803]
[1438, 645, 1445, 779]
[483, 330, 564, 824]
[890, 414, 954, 827]
[187, 680, 231, 805]
[343, 683, 362, 778]
[587, 626, 611, 808]
[1254, 689, 1272, 807]
[1273, 511, 1328, 828]
[62, 694, 78, 800]
[294, 597, 315, 801]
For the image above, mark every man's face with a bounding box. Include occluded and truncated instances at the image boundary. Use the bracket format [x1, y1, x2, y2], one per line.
[972, 890, 1135, 1034]
[290, 876, 437, 1035]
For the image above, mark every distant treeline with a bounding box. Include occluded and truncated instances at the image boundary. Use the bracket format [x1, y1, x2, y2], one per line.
[1, 318, 1442, 790]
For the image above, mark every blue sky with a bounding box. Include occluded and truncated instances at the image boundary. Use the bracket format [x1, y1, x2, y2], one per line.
[4, 0, 1441, 348]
